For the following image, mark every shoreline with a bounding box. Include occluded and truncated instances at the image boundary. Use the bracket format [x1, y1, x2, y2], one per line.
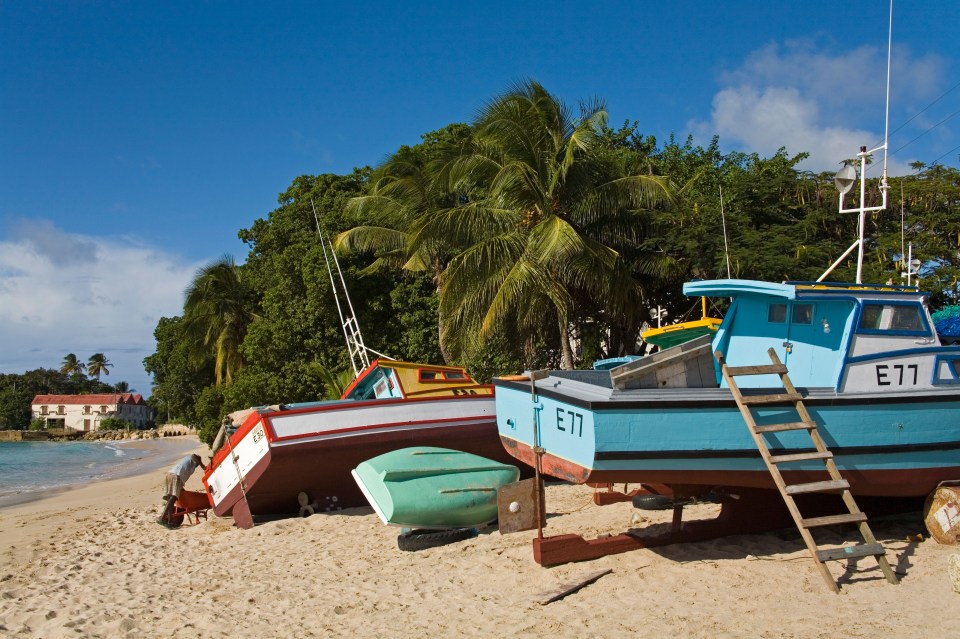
[0, 436, 206, 511]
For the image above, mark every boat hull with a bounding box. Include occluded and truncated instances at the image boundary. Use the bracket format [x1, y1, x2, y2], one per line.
[495, 378, 960, 498]
[204, 395, 512, 524]
[351, 447, 519, 528]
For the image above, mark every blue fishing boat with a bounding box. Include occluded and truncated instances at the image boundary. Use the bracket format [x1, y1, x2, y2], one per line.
[495, 279, 960, 499]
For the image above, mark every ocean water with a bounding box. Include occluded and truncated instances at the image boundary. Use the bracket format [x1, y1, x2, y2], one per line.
[0, 440, 155, 505]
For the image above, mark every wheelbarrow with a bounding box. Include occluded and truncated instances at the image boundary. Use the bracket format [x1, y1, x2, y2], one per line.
[159, 490, 211, 528]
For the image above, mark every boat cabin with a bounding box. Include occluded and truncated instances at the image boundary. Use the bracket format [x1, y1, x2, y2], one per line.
[684, 279, 959, 391]
[342, 360, 493, 400]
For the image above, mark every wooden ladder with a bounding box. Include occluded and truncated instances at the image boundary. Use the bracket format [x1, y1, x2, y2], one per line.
[716, 347, 899, 593]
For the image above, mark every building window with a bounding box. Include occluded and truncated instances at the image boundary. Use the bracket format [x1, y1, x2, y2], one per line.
[58, 405, 65, 415]
[84, 405, 92, 414]
[40, 406, 48, 415]
[83, 419, 91, 431]
[100, 405, 108, 413]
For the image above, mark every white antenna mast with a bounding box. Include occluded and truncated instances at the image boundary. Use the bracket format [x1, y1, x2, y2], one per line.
[720, 185, 732, 279]
[818, 0, 893, 284]
[311, 200, 392, 378]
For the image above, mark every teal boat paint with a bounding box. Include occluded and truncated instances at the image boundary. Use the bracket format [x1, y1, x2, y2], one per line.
[352, 447, 519, 529]
[495, 280, 960, 497]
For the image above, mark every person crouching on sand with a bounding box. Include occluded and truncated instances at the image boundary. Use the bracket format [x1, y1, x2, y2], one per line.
[158, 454, 206, 527]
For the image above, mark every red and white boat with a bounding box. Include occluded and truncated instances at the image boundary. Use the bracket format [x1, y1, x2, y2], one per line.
[202, 359, 510, 528]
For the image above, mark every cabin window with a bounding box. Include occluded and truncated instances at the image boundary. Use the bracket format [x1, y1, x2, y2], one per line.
[768, 304, 787, 323]
[444, 371, 466, 380]
[420, 371, 438, 381]
[792, 304, 813, 324]
[858, 303, 927, 334]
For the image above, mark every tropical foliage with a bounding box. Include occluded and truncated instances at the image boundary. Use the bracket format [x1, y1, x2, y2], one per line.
[137, 80, 959, 444]
[182, 256, 259, 385]
[60, 353, 85, 377]
[86, 353, 112, 380]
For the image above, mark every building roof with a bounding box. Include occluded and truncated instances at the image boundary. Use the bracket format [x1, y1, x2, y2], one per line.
[31, 393, 147, 406]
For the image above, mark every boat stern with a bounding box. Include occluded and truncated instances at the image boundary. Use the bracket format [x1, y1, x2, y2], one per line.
[494, 375, 597, 483]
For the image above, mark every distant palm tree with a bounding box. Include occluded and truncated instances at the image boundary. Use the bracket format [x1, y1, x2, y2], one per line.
[87, 353, 113, 380]
[114, 381, 130, 393]
[183, 255, 259, 385]
[60, 353, 85, 376]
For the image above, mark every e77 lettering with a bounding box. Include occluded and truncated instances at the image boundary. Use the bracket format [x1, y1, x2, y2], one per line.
[875, 364, 918, 386]
[556, 408, 583, 437]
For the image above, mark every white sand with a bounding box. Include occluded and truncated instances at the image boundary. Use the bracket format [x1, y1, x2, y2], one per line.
[1, 438, 958, 638]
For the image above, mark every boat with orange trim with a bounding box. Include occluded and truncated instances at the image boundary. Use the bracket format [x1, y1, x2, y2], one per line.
[203, 358, 512, 528]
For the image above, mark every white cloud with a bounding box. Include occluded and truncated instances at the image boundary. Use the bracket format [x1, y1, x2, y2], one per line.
[0, 220, 201, 396]
[689, 38, 947, 176]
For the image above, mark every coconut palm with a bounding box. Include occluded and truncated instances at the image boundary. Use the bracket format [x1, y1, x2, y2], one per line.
[87, 353, 113, 380]
[60, 353, 85, 376]
[114, 381, 130, 393]
[338, 146, 443, 276]
[420, 80, 675, 368]
[338, 127, 473, 363]
[182, 255, 259, 385]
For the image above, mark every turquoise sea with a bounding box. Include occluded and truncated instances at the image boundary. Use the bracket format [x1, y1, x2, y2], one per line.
[0, 440, 166, 507]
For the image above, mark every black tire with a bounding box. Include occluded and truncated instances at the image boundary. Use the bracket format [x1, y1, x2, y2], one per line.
[158, 511, 184, 528]
[397, 527, 476, 552]
[631, 493, 675, 510]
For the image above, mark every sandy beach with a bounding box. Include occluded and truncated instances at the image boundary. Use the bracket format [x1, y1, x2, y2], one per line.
[1, 436, 958, 638]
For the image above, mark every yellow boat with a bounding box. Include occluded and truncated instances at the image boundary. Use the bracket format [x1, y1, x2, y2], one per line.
[641, 297, 722, 350]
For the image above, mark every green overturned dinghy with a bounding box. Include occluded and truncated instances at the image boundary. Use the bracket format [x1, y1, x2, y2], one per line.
[351, 447, 519, 529]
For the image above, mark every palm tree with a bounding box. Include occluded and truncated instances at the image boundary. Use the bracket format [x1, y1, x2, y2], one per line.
[182, 255, 258, 385]
[338, 145, 444, 276]
[421, 80, 675, 368]
[114, 381, 130, 393]
[60, 353, 85, 376]
[338, 135, 468, 362]
[87, 353, 113, 380]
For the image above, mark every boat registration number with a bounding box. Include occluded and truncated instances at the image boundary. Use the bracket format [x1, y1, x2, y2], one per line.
[875, 364, 918, 386]
[555, 408, 584, 437]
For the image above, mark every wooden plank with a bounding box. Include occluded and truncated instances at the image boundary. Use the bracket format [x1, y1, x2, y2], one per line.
[801, 512, 868, 528]
[785, 479, 850, 495]
[754, 421, 815, 433]
[536, 569, 614, 605]
[816, 543, 886, 562]
[738, 392, 803, 405]
[769, 451, 833, 464]
[725, 363, 788, 376]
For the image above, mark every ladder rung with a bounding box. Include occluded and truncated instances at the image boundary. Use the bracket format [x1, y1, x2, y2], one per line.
[739, 392, 803, 405]
[801, 512, 868, 528]
[755, 421, 816, 433]
[785, 479, 850, 495]
[816, 543, 886, 562]
[725, 363, 788, 376]
[769, 451, 833, 464]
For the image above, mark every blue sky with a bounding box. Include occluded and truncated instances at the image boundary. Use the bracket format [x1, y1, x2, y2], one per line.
[1, 1, 957, 398]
